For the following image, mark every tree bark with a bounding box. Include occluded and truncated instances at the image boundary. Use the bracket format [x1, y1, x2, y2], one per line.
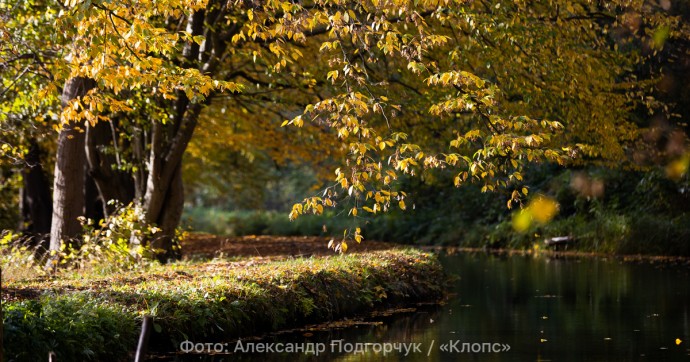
[20, 139, 52, 252]
[85, 119, 135, 217]
[135, 4, 233, 261]
[151, 165, 184, 262]
[139, 106, 199, 261]
[132, 126, 147, 200]
[48, 77, 96, 267]
[84, 169, 105, 222]
[135, 9, 209, 260]
[142, 104, 202, 224]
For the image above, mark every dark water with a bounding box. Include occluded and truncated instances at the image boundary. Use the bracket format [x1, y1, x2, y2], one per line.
[167, 252, 690, 361]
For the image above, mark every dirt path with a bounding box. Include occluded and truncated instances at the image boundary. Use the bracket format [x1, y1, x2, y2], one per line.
[181, 233, 396, 259]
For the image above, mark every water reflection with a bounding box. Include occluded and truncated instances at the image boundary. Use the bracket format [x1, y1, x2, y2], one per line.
[436, 252, 690, 361]
[160, 252, 690, 361]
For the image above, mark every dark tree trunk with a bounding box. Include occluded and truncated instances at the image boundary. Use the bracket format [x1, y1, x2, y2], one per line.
[48, 77, 96, 267]
[138, 105, 201, 261]
[134, 4, 235, 261]
[150, 165, 184, 262]
[20, 139, 52, 252]
[84, 169, 105, 223]
[132, 126, 147, 200]
[85, 118, 135, 217]
[135, 9, 209, 260]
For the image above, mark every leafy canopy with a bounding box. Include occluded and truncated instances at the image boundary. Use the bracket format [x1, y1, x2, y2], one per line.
[2, 0, 684, 251]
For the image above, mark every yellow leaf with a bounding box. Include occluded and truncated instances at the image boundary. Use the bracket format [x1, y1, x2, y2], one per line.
[399, 200, 406, 210]
[666, 157, 689, 181]
[512, 210, 531, 232]
[529, 195, 559, 224]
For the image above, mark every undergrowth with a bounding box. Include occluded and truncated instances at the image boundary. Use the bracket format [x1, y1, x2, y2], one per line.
[1, 203, 162, 281]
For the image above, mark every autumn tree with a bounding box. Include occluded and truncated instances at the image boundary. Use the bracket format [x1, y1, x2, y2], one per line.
[281, 0, 683, 247]
[0, 2, 63, 244]
[2, 0, 686, 260]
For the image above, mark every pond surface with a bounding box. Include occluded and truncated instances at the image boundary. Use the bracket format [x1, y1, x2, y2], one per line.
[170, 252, 690, 361]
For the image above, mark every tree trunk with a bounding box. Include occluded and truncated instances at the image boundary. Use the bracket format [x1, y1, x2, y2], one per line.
[84, 169, 105, 223]
[20, 139, 52, 253]
[48, 77, 96, 268]
[138, 105, 200, 261]
[133, 5, 233, 261]
[151, 165, 184, 262]
[85, 119, 135, 217]
[132, 126, 147, 200]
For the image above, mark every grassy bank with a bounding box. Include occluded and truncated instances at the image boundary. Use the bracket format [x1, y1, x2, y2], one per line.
[2, 249, 445, 361]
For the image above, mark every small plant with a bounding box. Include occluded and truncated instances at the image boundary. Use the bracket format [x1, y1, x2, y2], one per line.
[3, 202, 185, 279]
[57, 202, 160, 273]
[0, 230, 45, 280]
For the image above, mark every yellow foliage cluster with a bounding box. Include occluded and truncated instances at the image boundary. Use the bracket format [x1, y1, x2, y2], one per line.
[512, 195, 560, 233]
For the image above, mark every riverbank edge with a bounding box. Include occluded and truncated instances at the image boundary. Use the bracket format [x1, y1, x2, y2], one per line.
[427, 246, 690, 265]
[2, 248, 446, 361]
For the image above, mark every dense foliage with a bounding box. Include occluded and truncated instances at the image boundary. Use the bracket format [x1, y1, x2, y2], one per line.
[1, 0, 688, 257]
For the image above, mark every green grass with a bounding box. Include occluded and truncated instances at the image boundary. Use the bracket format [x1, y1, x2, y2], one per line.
[2, 249, 446, 361]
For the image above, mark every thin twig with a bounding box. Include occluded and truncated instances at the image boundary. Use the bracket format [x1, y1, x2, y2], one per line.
[108, 12, 143, 62]
[0, 65, 30, 98]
